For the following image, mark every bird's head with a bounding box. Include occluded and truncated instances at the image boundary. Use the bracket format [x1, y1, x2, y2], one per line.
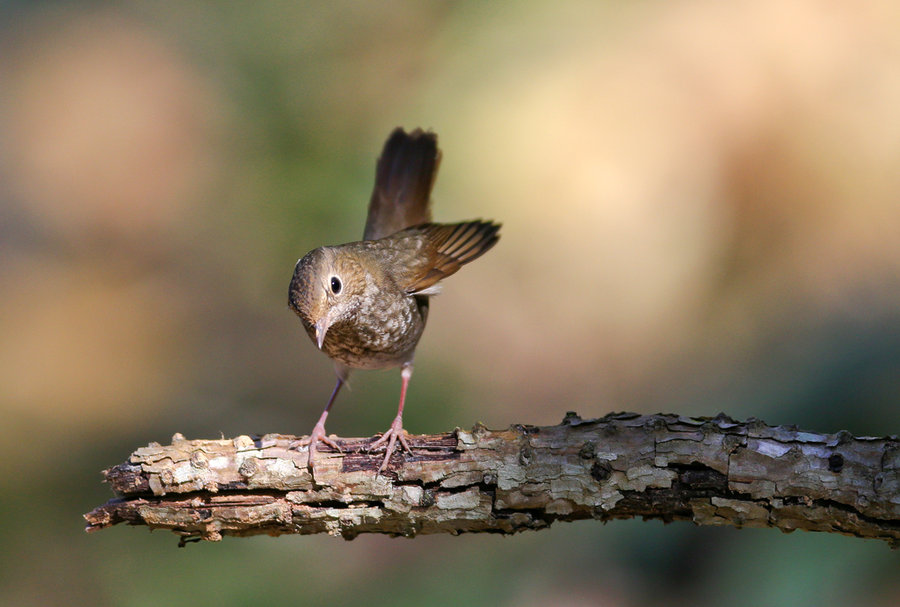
[288, 246, 367, 349]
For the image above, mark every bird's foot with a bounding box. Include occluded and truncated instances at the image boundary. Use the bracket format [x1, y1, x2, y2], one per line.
[290, 421, 342, 469]
[368, 415, 412, 472]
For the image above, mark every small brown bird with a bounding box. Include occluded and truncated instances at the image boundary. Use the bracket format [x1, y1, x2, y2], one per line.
[288, 128, 500, 471]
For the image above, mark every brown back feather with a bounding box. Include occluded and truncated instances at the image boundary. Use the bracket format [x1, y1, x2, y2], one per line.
[363, 128, 441, 241]
[403, 221, 501, 293]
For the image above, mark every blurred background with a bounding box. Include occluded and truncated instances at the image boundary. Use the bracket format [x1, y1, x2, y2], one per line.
[1, 0, 898, 605]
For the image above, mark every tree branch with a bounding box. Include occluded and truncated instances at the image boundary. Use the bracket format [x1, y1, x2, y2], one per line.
[84, 412, 900, 547]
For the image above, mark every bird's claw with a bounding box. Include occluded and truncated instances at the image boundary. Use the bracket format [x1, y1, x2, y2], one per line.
[368, 415, 412, 472]
[290, 421, 342, 469]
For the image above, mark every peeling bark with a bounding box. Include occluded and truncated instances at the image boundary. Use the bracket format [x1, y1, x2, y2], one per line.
[84, 412, 900, 547]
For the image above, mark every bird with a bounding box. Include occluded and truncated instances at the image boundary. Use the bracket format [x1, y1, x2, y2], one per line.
[288, 127, 500, 472]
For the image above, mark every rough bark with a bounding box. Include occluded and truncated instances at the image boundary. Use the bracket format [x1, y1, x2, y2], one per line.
[84, 412, 900, 547]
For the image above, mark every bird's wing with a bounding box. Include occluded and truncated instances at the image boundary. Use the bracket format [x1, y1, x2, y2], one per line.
[363, 128, 440, 241]
[394, 221, 501, 294]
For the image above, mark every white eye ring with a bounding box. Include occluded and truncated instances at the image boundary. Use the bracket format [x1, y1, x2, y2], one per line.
[330, 276, 342, 295]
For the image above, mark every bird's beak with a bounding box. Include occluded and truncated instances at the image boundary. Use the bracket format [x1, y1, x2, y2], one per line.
[315, 316, 330, 350]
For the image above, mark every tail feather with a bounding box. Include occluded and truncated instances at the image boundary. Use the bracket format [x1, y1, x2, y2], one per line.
[363, 128, 440, 241]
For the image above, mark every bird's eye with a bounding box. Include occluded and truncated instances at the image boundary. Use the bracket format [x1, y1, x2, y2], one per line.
[330, 276, 342, 295]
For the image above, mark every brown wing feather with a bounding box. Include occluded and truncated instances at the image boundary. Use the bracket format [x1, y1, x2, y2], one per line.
[403, 221, 501, 293]
[363, 128, 441, 241]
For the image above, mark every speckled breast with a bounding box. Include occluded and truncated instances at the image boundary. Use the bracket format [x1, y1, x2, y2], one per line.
[313, 295, 426, 369]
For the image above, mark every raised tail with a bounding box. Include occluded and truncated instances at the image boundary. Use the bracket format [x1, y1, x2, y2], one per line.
[363, 128, 441, 241]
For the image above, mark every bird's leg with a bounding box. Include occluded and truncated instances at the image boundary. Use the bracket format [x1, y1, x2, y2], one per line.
[369, 362, 414, 471]
[291, 376, 344, 468]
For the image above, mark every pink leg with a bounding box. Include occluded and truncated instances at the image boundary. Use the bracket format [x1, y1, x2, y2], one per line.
[369, 363, 414, 471]
[291, 377, 344, 468]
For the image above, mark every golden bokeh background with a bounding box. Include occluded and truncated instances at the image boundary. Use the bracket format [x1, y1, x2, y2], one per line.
[1, 1, 898, 605]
